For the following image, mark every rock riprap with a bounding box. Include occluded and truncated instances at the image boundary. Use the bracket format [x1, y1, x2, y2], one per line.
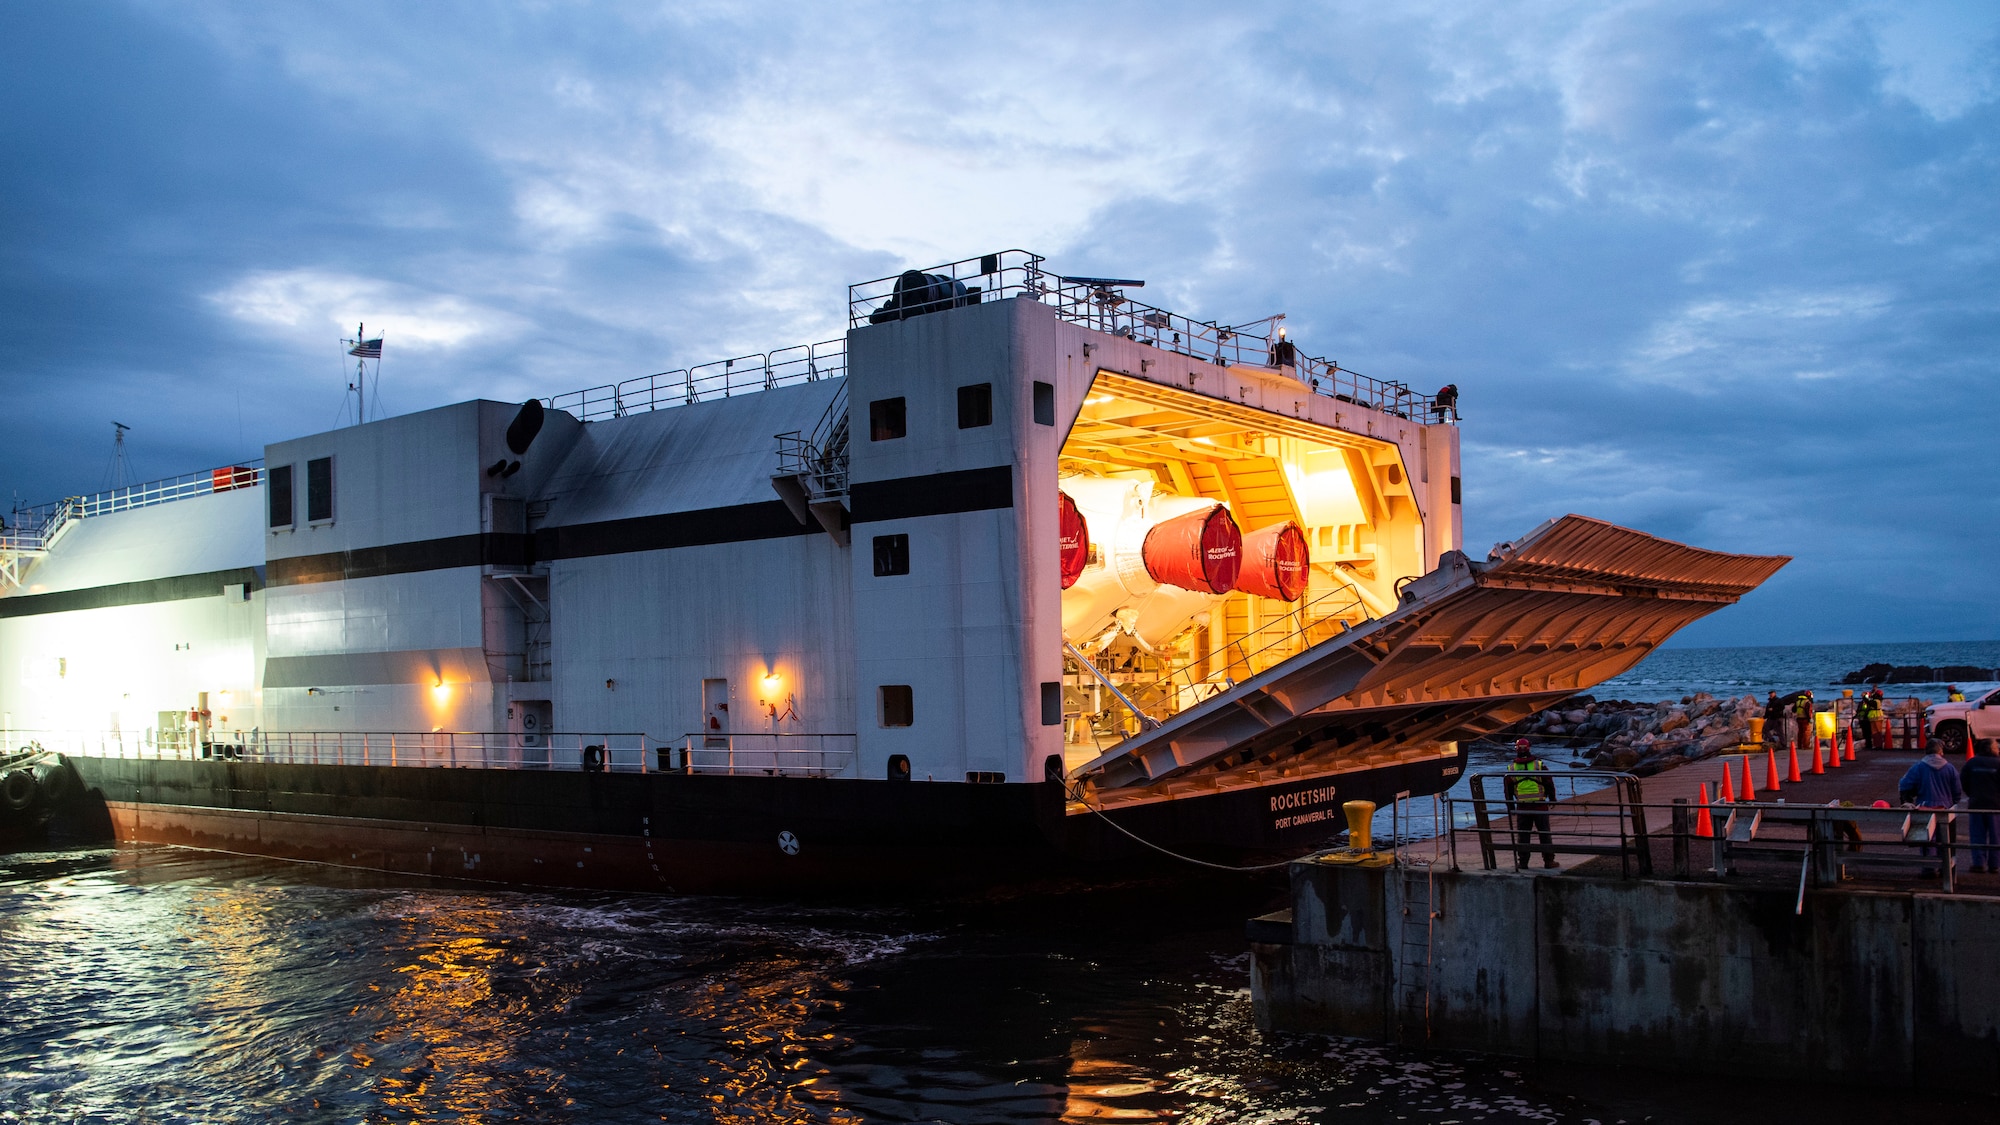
[1839, 663, 1999, 685]
[1502, 692, 1762, 777]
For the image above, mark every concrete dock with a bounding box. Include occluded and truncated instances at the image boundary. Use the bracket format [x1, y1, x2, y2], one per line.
[1249, 741, 2000, 1092]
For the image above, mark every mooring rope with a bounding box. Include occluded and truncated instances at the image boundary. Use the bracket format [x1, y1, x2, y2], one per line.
[1064, 781, 1300, 872]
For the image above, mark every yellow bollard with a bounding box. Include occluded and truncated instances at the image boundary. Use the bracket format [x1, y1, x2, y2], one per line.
[1344, 800, 1377, 852]
[1749, 717, 1766, 743]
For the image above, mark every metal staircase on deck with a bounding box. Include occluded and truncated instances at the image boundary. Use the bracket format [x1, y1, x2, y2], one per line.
[771, 383, 852, 546]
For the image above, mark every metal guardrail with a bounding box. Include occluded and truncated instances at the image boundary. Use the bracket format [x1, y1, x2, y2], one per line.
[17, 729, 669, 774]
[1066, 583, 1373, 743]
[546, 339, 846, 423]
[1441, 770, 1995, 906]
[5, 462, 263, 553]
[17, 728, 862, 778]
[847, 250, 1453, 422]
[677, 732, 856, 777]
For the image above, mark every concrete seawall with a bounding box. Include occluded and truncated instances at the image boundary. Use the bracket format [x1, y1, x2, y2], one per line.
[1250, 860, 2000, 1091]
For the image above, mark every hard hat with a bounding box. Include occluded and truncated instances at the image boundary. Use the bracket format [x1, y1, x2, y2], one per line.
[1514, 738, 1532, 752]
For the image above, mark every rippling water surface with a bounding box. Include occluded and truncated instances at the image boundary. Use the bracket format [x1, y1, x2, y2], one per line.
[0, 845, 1654, 1124]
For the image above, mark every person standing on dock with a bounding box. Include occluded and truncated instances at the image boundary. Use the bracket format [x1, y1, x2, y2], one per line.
[1899, 746, 1965, 879]
[1506, 739, 1558, 870]
[1949, 685, 1967, 702]
[1793, 690, 1816, 757]
[1962, 741, 2000, 874]
[1764, 691, 1791, 755]
[1858, 690, 1884, 752]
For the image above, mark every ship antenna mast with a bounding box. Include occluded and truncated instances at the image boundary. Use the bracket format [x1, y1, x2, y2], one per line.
[107, 421, 134, 490]
[341, 323, 386, 426]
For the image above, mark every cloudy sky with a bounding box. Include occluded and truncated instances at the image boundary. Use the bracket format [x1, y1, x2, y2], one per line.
[2, 1, 1995, 647]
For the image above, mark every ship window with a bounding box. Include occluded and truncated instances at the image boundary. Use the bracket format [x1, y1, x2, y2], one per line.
[957, 383, 992, 428]
[870, 397, 906, 441]
[1451, 475, 1462, 505]
[872, 534, 909, 576]
[888, 754, 911, 781]
[1032, 381, 1055, 426]
[879, 684, 913, 727]
[1040, 681, 1061, 726]
[267, 464, 294, 528]
[306, 457, 334, 523]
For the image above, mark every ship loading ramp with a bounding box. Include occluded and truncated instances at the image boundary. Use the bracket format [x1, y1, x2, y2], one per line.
[1070, 515, 1789, 806]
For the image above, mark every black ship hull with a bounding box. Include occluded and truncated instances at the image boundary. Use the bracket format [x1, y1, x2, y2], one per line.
[64, 752, 1461, 893]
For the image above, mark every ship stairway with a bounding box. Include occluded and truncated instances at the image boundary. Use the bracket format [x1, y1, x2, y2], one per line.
[771, 382, 851, 546]
[1070, 515, 1789, 804]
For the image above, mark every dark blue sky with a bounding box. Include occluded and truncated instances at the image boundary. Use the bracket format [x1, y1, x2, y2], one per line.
[2, 2, 1995, 646]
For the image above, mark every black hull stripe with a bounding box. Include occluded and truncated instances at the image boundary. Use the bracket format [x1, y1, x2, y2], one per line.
[2, 466, 1019, 614]
[0, 567, 262, 618]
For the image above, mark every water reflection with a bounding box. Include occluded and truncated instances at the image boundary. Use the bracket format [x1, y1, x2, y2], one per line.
[0, 845, 1624, 1123]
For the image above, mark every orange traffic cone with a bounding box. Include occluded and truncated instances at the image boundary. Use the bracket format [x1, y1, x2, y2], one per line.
[1787, 742, 1803, 783]
[1812, 735, 1826, 775]
[1741, 756, 1757, 801]
[1719, 761, 1736, 803]
[1695, 783, 1714, 838]
[1830, 732, 1844, 769]
[1846, 728, 1857, 762]
[1766, 747, 1782, 793]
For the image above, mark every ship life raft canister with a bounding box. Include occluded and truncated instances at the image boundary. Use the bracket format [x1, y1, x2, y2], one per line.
[1235, 521, 1311, 601]
[1057, 490, 1090, 590]
[1141, 504, 1242, 594]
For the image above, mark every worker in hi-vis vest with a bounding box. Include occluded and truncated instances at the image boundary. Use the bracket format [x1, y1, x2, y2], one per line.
[1506, 738, 1559, 869]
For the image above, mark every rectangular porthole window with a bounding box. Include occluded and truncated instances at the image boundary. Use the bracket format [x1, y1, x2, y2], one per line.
[879, 684, 913, 727]
[957, 383, 992, 428]
[869, 397, 906, 441]
[1450, 475, 1462, 505]
[305, 457, 334, 523]
[1040, 681, 1061, 726]
[872, 533, 909, 576]
[1032, 381, 1055, 426]
[267, 464, 294, 528]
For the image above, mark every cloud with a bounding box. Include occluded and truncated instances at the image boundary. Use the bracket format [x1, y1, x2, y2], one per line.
[209, 270, 518, 350]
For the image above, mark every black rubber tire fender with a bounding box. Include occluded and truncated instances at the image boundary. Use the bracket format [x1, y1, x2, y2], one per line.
[582, 744, 604, 773]
[2, 769, 36, 811]
[33, 762, 71, 805]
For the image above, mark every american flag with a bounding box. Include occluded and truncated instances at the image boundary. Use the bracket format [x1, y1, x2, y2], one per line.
[348, 338, 383, 359]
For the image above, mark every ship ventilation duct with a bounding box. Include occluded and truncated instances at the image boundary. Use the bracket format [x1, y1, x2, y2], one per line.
[507, 398, 545, 455]
[1237, 521, 1311, 601]
[1142, 505, 1241, 595]
[1058, 491, 1090, 590]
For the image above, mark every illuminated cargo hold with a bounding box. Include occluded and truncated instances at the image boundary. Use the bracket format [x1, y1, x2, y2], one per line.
[0, 251, 1786, 892]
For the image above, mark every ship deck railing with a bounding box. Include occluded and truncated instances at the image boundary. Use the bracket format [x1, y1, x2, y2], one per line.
[678, 732, 856, 778]
[19, 728, 859, 778]
[847, 250, 1453, 423]
[4, 462, 263, 556]
[20, 729, 673, 774]
[1064, 582, 1373, 750]
[545, 339, 847, 423]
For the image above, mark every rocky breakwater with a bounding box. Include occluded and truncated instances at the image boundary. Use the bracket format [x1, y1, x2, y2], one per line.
[1511, 692, 1762, 777]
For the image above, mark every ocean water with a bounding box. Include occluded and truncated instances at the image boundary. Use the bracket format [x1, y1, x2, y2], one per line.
[1593, 640, 2000, 705]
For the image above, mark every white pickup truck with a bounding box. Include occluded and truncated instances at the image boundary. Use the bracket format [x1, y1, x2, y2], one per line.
[1926, 687, 2000, 754]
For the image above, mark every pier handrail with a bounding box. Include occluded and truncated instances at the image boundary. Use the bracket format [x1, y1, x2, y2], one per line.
[847, 250, 1452, 422]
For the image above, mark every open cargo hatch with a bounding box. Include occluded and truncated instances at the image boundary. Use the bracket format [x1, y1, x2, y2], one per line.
[1071, 514, 1789, 800]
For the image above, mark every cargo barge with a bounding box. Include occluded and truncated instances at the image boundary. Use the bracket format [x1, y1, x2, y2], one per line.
[0, 251, 1786, 891]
